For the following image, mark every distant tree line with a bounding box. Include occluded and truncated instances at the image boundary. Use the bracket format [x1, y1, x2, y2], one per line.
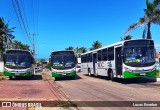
[65, 40, 102, 57]
[65, 36, 135, 57]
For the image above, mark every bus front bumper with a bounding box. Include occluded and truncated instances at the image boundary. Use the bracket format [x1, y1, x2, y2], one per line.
[123, 69, 157, 78]
[52, 71, 76, 77]
[4, 71, 32, 77]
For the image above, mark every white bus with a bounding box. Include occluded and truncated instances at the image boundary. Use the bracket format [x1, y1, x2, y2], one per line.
[3, 49, 35, 79]
[50, 50, 77, 80]
[81, 39, 157, 80]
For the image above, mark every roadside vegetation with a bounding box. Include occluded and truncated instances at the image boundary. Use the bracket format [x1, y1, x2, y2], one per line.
[0, 72, 3, 75]
[156, 69, 160, 78]
[0, 17, 30, 61]
[45, 63, 51, 70]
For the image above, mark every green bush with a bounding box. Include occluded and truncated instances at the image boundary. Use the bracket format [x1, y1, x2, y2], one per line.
[0, 72, 3, 76]
[156, 70, 160, 78]
[45, 63, 51, 70]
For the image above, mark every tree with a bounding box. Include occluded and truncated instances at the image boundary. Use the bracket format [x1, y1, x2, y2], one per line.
[90, 40, 102, 51]
[79, 47, 87, 53]
[125, 0, 160, 39]
[65, 46, 74, 50]
[12, 40, 30, 51]
[0, 17, 15, 60]
[74, 47, 87, 57]
[121, 35, 133, 41]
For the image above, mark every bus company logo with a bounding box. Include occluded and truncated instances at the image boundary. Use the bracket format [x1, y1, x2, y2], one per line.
[2, 102, 11, 107]
[107, 61, 112, 67]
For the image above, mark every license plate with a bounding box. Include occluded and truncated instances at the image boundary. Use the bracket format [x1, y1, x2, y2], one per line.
[62, 73, 66, 75]
[140, 73, 145, 76]
[15, 73, 20, 75]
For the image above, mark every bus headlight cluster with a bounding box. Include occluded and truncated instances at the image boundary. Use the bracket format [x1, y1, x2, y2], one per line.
[26, 70, 31, 73]
[124, 67, 132, 72]
[72, 68, 76, 72]
[4, 68, 9, 72]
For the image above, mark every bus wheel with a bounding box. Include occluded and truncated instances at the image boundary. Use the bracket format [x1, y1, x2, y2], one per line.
[71, 76, 75, 79]
[55, 77, 59, 81]
[27, 76, 32, 80]
[88, 69, 91, 76]
[110, 71, 115, 81]
[9, 76, 12, 80]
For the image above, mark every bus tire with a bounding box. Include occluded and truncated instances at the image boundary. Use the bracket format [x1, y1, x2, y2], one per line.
[88, 69, 91, 76]
[71, 76, 75, 79]
[9, 76, 12, 80]
[28, 75, 32, 79]
[55, 77, 59, 81]
[110, 71, 115, 81]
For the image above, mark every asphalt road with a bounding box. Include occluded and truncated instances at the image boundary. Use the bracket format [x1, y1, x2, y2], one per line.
[55, 72, 160, 110]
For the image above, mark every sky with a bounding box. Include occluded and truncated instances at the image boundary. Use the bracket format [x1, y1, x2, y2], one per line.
[0, 0, 160, 58]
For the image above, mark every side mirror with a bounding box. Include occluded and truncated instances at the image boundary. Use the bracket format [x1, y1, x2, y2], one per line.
[75, 57, 78, 64]
[121, 54, 124, 57]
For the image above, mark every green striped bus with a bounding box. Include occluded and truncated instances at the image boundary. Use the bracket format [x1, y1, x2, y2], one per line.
[3, 49, 35, 79]
[50, 50, 77, 80]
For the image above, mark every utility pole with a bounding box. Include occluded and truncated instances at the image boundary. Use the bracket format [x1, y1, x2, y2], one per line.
[31, 33, 38, 58]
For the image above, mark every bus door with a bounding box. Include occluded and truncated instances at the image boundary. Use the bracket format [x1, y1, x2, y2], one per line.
[115, 47, 122, 76]
[93, 53, 97, 74]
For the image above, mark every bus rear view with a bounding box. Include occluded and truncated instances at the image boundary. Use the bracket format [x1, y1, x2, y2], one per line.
[50, 50, 77, 80]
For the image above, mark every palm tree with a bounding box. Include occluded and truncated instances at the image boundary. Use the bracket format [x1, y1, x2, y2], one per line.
[125, 0, 160, 39]
[90, 40, 102, 51]
[75, 47, 87, 57]
[12, 40, 30, 51]
[65, 46, 74, 50]
[79, 47, 87, 53]
[121, 35, 133, 41]
[0, 17, 15, 60]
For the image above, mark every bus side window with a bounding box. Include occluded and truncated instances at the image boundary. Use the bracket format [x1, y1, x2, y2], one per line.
[98, 50, 102, 61]
[84, 55, 87, 63]
[88, 53, 92, 62]
[108, 47, 114, 61]
[102, 48, 107, 61]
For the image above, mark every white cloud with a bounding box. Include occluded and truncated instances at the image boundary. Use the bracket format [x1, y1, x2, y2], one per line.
[156, 44, 160, 53]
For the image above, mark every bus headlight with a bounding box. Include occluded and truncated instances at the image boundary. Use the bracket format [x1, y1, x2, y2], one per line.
[124, 67, 132, 72]
[4, 68, 9, 72]
[72, 68, 76, 72]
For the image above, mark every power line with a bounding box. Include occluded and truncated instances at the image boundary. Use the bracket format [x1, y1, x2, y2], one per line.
[11, 0, 32, 45]
[20, 0, 31, 38]
[11, 0, 39, 57]
[15, 0, 32, 44]
[11, 0, 28, 44]
[32, 0, 35, 33]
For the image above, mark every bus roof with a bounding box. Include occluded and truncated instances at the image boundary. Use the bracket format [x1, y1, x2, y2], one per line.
[81, 39, 154, 55]
[51, 50, 74, 53]
[50, 50, 76, 56]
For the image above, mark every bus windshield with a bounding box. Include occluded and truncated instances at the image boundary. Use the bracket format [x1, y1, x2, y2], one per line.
[123, 46, 155, 67]
[51, 54, 76, 69]
[4, 54, 31, 69]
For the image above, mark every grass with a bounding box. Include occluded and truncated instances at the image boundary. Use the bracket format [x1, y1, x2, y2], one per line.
[0, 72, 7, 81]
[0, 72, 3, 76]
[156, 69, 160, 78]
[0, 77, 5, 80]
